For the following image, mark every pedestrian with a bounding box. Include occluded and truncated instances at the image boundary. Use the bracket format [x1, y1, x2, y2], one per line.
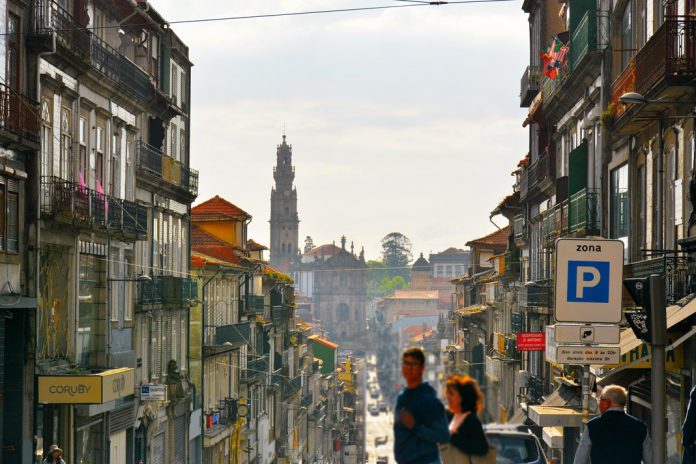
[42, 444, 66, 464]
[393, 346, 449, 464]
[682, 386, 696, 464]
[439, 375, 490, 464]
[572, 385, 652, 464]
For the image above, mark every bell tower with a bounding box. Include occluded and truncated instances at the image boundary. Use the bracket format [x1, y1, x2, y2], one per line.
[270, 135, 299, 271]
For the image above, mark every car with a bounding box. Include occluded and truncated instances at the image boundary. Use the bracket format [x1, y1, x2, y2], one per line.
[374, 435, 388, 446]
[369, 405, 380, 416]
[378, 401, 387, 412]
[485, 429, 547, 464]
[377, 456, 389, 463]
[370, 389, 379, 399]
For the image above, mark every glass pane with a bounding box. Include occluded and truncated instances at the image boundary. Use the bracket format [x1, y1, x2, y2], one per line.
[77, 254, 105, 367]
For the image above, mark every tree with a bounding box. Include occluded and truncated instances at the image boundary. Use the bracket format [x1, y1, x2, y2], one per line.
[381, 232, 413, 280]
[366, 260, 410, 298]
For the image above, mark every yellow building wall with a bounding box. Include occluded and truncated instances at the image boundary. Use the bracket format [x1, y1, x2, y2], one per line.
[196, 221, 239, 246]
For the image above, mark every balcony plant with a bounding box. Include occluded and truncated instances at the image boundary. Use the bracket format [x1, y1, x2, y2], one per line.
[600, 102, 615, 131]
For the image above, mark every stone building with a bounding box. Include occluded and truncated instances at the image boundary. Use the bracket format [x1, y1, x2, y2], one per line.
[312, 237, 367, 349]
[269, 135, 299, 272]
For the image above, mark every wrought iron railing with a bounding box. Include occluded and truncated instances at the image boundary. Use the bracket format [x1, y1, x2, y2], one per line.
[205, 398, 237, 429]
[624, 254, 689, 304]
[636, 17, 696, 96]
[90, 33, 152, 102]
[571, 11, 598, 70]
[568, 188, 600, 234]
[0, 83, 40, 143]
[611, 59, 636, 119]
[243, 355, 269, 382]
[541, 200, 569, 242]
[520, 65, 540, 107]
[240, 294, 265, 316]
[212, 321, 252, 347]
[34, 0, 90, 58]
[41, 176, 146, 238]
[527, 374, 544, 404]
[136, 141, 199, 196]
[511, 311, 524, 333]
[136, 275, 198, 306]
[519, 282, 551, 308]
[520, 154, 551, 199]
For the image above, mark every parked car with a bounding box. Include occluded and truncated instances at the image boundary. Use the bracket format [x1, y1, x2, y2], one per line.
[377, 456, 389, 463]
[374, 435, 388, 446]
[485, 428, 547, 464]
[370, 389, 379, 399]
[378, 401, 387, 412]
[369, 405, 380, 416]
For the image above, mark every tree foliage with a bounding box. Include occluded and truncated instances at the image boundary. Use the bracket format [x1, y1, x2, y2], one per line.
[381, 232, 413, 280]
[366, 260, 410, 298]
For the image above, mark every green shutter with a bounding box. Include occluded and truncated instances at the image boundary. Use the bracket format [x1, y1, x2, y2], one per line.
[568, 140, 588, 197]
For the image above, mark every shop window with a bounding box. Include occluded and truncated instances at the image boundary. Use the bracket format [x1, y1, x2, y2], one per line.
[75, 416, 103, 464]
[610, 164, 629, 247]
[0, 179, 21, 253]
[77, 249, 106, 368]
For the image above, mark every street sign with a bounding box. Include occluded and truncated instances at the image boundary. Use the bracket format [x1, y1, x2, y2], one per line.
[517, 332, 546, 351]
[555, 238, 624, 323]
[553, 323, 620, 344]
[140, 384, 167, 401]
[556, 345, 621, 365]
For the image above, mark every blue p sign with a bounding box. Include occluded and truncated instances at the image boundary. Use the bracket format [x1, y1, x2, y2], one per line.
[567, 260, 610, 303]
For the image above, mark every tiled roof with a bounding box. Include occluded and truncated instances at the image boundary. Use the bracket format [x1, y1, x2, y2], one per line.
[466, 226, 510, 248]
[303, 243, 342, 258]
[309, 335, 339, 350]
[438, 247, 467, 255]
[247, 239, 268, 251]
[191, 225, 249, 267]
[192, 195, 251, 221]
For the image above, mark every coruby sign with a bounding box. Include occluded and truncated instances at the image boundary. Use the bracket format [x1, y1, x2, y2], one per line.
[39, 367, 134, 404]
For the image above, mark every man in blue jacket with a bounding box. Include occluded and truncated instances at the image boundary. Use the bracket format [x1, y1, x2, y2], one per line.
[394, 346, 449, 464]
[683, 386, 696, 464]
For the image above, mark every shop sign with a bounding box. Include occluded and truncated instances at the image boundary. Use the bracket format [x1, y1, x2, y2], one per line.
[39, 368, 135, 404]
[614, 338, 684, 370]
[141, 384, 167, 401]
[517, 332, 546, 351]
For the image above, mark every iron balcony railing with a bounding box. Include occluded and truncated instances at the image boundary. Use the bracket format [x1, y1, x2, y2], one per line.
[136, 141, 199, 197]
[205, 398, 237, 429]
[624, 254, 689, 304]
[213, 321, 252, 348]
[527, 374, 544, 404]
[541, 200, 569, 242]
[285, 375, 302, 397]
[90, 33, 153, 102]
[636, 16, 696, 96]
[136, 276, 198, 306]
[520, 154, 551, 199]
[542, 189, 599, 242]
[0, 83, 40, 143]
[301, 393, 313, 408]
[611, 59, 636, 120]
[519, 282, 551, 308]
[513, 214, 527, 242]
[520, 65, 540, 107]
[240, 294, 265, 316]
[41, 176, 147, 238]
[511, 311, 524, 333]
[243, 355, 269, 382]
[34, 0, 90, 58]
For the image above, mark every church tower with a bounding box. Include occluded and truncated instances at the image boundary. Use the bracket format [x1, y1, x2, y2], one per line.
[270, 135, 299, 271]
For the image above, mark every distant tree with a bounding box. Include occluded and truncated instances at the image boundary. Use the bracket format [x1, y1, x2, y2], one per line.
[304, 236, 314, 253]
[379, 275, 409, 295]
[367, 260, 389, 299]
[381, 232, 413, 280]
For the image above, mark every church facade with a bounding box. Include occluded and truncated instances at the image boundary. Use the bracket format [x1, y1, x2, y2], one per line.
[269, 135, 299, 272]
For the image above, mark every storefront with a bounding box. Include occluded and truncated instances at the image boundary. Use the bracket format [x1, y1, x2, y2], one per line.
[36, 368, 135, 464]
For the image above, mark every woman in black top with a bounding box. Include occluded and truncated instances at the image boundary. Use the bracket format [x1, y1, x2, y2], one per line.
[442, 375, 489, 462]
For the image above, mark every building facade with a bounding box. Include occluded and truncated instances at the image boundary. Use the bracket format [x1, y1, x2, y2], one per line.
[270, 135, 299, 273]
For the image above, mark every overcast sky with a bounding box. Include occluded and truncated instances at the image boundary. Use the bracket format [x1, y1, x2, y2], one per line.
[155, 0, 529, 260]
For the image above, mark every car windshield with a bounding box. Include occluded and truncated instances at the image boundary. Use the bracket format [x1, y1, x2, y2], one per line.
[487, 435, 540, 463]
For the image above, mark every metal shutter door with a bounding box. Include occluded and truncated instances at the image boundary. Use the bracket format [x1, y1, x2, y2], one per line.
[174, 415, 186, 464]
[151, 431, 165, 464]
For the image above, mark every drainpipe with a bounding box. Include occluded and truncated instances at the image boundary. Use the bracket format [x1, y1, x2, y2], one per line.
[657, 118, 665, 251]
[672, 124, 683, 253]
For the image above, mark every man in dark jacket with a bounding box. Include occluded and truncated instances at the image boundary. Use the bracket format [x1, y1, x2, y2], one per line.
[394, 347, 449, 464]
[683, 386, 696, 464]
[573, 385, 652, 464]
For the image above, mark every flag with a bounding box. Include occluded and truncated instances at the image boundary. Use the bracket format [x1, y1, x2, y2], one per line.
[540, 37, 569, 80]
[541, 50, 558, 79]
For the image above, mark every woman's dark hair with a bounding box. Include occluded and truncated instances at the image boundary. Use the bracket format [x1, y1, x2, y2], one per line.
[402, 346, 426, 365]
[446, 375, 484, 413]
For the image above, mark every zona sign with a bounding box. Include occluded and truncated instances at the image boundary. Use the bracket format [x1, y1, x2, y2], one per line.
[554, 238, 624, 324]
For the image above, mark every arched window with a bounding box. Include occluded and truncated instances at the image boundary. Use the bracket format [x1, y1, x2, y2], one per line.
[338, 303, 350, 322]
[281, 243, 286, 253]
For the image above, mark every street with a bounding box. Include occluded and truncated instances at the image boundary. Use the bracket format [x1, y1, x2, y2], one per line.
[364, 354, 394, 464]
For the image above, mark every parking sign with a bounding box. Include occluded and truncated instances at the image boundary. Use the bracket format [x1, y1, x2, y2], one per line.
[555, 239, 624, 323]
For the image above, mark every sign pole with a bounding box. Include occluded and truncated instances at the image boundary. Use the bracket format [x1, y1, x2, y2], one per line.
[581, 364, 590, 428]
[649, 275, 667, 464]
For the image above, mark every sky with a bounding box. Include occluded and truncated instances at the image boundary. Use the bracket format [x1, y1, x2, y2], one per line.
[155, 0, 529, 260]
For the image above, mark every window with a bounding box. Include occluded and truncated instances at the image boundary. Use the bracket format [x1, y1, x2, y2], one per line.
[96, 125, 104, 187]
[41, 98, 52, 177]
[150, 34, 159, 85]
[170, 124, 178, 160]
[60, 108, 72, 180]
[621, 1, 635, 71]
[171, 64, 178, 103]
[7, 192, 18, 252]
[6, 13, 20, 91]
[79, 117, 87, 180]
[110, 132, 120, 196]
[180, 70, 186, 106]
[610, 164, 629, 243]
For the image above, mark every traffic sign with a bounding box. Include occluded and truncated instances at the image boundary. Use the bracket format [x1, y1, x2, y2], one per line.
[555, 345, 621, 365]
[553, 323, 620, 344]
[555, 238, 624, 323]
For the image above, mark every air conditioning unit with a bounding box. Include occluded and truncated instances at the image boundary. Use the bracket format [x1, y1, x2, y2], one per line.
[517, 370, 530, 387]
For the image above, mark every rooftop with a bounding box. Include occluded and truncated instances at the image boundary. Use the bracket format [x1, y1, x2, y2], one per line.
[466, 226, 510, 248]
[192, 195, 251, 221]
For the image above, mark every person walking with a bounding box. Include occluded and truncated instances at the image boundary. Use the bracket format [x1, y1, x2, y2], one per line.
[573, 385, 652, 464]
[440, 375, 490, 464]
[394, 346, 449, 464]
[42, 444, 66, 464]
[682, 386, 696, 464]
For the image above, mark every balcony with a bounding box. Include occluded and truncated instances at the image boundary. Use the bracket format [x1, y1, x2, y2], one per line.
[519, 154, 553, 200]
[519, 283, 551, 308]
[242, 355, 269, 383]
[541, 201, 569, 242]
[240, 295, 265, 316]
[285, 375, 302, 397]
[570, 11, 599, 72]
[136, 276, 198, 306]
[624, 255, 689, 304]
[301, 393, 313, 408]
[271, 304, 290, 324]
[90, 33, 153, 103]
[0, 83, 40, 146]
[513, 214, 527, 243]
[520, 65, 540, 107]
[528, 374, 544, 404]
[205, 398, 238, 430]
[611, 59, 636, 122]
[511, 311, 524, 333]
[213, 321, 252, 348]
[568, 188, 600, 235]
[41, 176, 147, 239]
[635, 17, 696, 97]
[136, 141, 198, 197]
[33, 0, 90, 59]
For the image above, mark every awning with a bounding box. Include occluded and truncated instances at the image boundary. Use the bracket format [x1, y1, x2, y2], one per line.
[527, 384, 585, 428]
[0, 295, 37, 309]
[456, 304, 488, 317]
[543, 427, 564, 449]
[523, 92, 544, 127]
